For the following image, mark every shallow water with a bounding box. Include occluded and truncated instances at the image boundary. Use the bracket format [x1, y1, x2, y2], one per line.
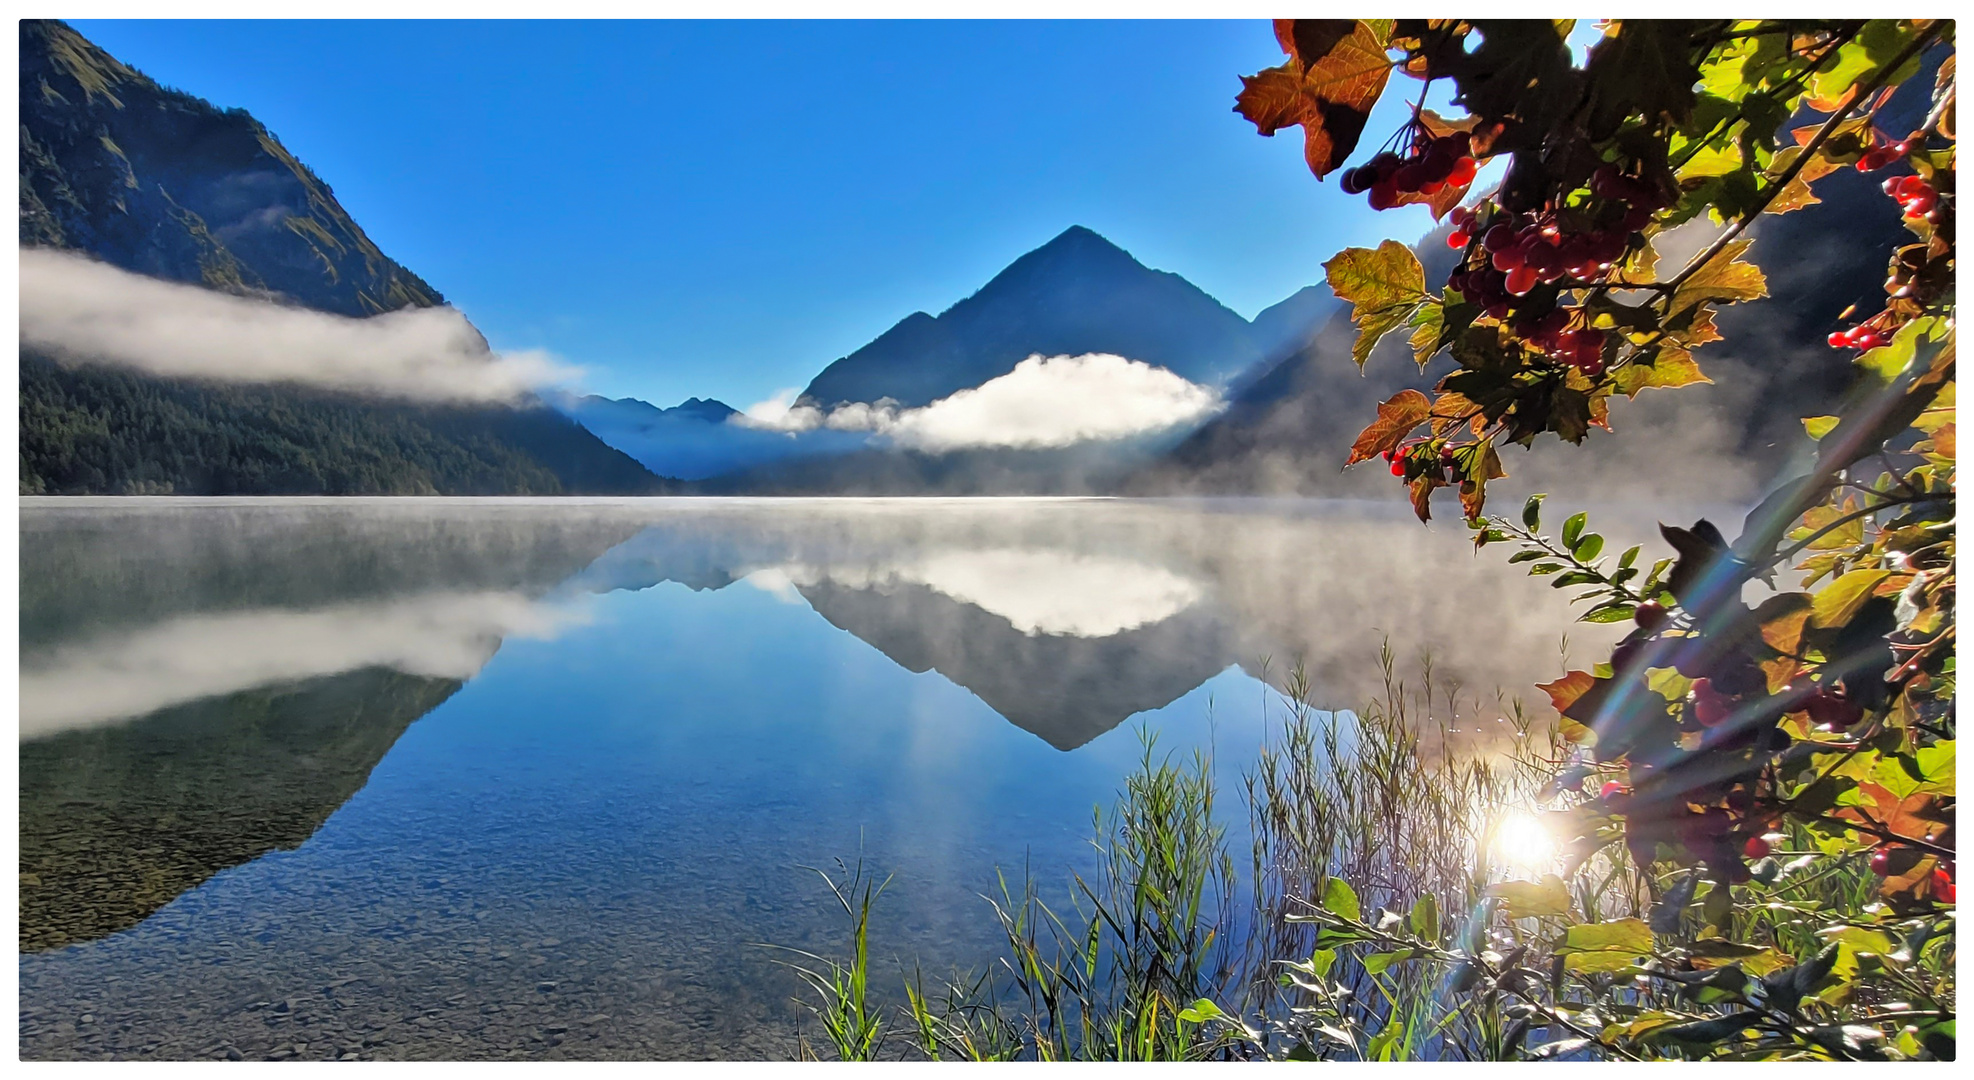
[18, 496, 1701, 1060]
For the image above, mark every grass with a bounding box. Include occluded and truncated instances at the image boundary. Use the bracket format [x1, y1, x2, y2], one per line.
[781, 645, 1938, 1061]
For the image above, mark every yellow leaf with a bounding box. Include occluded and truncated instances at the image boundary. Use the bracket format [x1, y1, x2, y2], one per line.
[1811, 568, 1893, 628]
[1324, 241, 1427, 368]
[1612, 345, 1711, 398]
[1489, 875, 1574, 919]
[1670, 238, 1768, 314]
[1559, 918, 1653, 972]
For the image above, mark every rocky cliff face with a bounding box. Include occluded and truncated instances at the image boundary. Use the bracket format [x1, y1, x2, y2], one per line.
[21, 19, 442, 317]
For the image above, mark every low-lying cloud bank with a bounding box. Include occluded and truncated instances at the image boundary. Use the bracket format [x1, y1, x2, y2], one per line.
[20, 248, 578, 404]
[738, 353, 1224, 451]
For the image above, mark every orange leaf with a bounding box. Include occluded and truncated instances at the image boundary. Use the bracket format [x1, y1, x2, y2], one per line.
[1236, 21, 1394, 178]
[1538, 670, 1598, 715]
[1346, 389, 1432, 466]
[1409, 475, 1438, 522]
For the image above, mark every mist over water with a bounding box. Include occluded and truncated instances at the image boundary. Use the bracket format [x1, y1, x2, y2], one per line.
[19, 495, 1731, 1059]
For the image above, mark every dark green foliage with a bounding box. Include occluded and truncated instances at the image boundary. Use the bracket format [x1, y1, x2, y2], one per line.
[20, 353, 672, 496]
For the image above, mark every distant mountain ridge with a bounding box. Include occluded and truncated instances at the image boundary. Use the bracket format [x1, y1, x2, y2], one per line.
[563, 227, 1342, 485]
[799, 225, 1337, 410]
[18, 19, 668, 495]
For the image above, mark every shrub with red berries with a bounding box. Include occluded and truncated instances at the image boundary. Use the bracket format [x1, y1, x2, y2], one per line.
[1241, 17, 1954, 1062]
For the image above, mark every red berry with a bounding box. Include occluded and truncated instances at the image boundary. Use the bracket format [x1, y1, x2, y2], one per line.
[1634, 600, 1667, 630]
[1744, 836, 1771, 859]
[1491, 246, 1526, 272]
[1690, 678, 1731, 727]
[1482, 224, 1517, 252]
[1505, 265, 1540, 296]
[1447, 228, 1470, 250]
[1448, 156, 1478, 187]
[1869, 846, 1898, 876]
[1368, 182, 1399, 211]
[1389, 458, 1407, 476]
[1929, 867, 1955, 903]
[1828, 331, 1852, 348]
[1805, 690, 1863, 731]
[1600, 781, 1626, 799]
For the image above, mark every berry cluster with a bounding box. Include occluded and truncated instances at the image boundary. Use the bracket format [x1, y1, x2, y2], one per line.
[1885, 173, 1943, 219]
[1437, 165, 1672, 379]
[1869, 845, 1957, 903]
[1827, 323, 1888, 350]
[1854, 131, 1917, 172]
[1380, 440, 1457, 479]
[1339, 131, 1477, 210]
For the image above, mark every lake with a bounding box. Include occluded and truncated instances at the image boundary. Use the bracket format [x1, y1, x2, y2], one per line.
[18, 495, 1699, 1060]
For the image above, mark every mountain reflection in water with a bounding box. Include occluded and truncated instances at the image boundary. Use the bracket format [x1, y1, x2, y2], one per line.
[19, 497, 1711, 1060]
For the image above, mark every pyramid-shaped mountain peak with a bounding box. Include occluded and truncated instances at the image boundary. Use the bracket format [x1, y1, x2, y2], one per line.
[800, 226, 1259, 410]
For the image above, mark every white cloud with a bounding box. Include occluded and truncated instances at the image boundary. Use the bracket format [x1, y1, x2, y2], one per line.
[19, 248, 579, 404]
[733, 353, 1223, 450]
[18, 591, 589, 739]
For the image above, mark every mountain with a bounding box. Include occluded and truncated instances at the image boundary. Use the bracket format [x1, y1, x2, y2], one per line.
[557, 393, 868, 482]
[800, 225, 1303, 410]
[1132, 164, 1916, 500]
[562, 228, 1343, 487]
[18, 19, 669, 495]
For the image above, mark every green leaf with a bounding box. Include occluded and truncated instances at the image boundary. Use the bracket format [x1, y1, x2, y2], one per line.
[1562, 512, 1588, 548]
[1572, 533, 1605, 562]
[1323, 240, 1427, 369]
[1410, 893, 1439, 940]
[1803, 415, 1841, 441]
[1906, 741, 1955, 795]
[1559, 918, 1653, 972]
[1855, 315, 1939, 385]
[1618, 545, 1640, 569]
[1323, 876, 1361, 922]
[1488, 875, 1573, 919]
[1523, 493, 1544, 531]
[1176, 998, 1227, 1024]
[1362, 949, 1413, 975]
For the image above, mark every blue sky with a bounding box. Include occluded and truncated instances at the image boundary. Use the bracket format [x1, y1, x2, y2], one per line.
[70, 19, 1492, 409]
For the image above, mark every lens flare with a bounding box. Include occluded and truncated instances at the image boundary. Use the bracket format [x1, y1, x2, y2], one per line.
[1490, 809, 1560, 873]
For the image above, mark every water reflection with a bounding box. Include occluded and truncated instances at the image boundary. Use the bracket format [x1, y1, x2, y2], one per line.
[19, 496, 1718, 1059]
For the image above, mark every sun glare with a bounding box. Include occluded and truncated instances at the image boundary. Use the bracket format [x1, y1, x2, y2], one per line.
[1490, 810, 1561, 874]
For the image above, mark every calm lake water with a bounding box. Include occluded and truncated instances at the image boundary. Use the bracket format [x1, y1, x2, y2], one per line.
[19, 496, 1702, 1060]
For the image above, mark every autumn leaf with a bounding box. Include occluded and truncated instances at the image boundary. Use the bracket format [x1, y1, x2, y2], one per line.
[1538, 670, 1598, 715]
[1236, 20, 1394, 177]
[1488, 875, 1573, 919]
[1408, 474, 1439, 522]
[1559, 919, 1654, 973]
[1670, 238, 1768, 315]
[1811, 568, 1893, 628]
[1324, 240, 1429, 368]
[1346, 389, 1432, 466]
[1612, 345, 1712, 398]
